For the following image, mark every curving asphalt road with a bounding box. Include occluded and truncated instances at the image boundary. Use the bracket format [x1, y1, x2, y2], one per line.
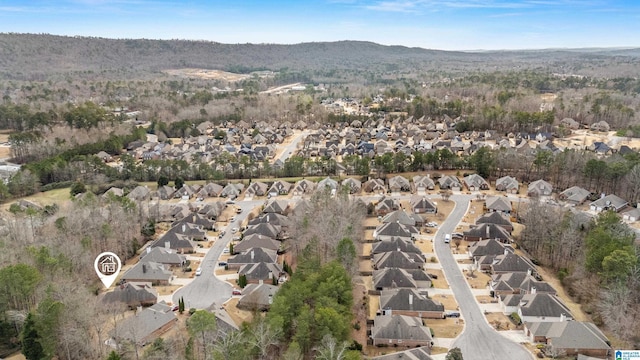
[434, 194, 533, 360]
[172, 200, 263, 309]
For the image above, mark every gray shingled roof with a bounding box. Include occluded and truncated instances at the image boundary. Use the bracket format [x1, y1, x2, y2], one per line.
[238, 262, 283, 281]
[233, 235, 280, 253]
[375, 222, 418, 239]
[464, 223, 511, 241]
[243, 223, 280, 239]
[140, 247, 186, 266]
[101, 282, 158, 307]
[492, 253, 535, 274]
[371, 315, 432, 343]
[121, 261, 173, 282]
[382, 210, 416, 226]
[485, 196, 512, 212]
[373, 348, 434, 360]
[113, 302, 176, 345]
[380, 288, 444, 313]
[519, 293, 573, 319]
[559, 186, 590, 203]
[373, 268, 417, 289]
[237, 283, 279, 311]
[495, 176, 519, 191]
[527, 321, 609, 350]
[228, 247, 277, 265]
[469, 239, 512, 259]
[372, 238, 422, 255]
[476, 212, 512, 228]
[374, 251, 425, 270]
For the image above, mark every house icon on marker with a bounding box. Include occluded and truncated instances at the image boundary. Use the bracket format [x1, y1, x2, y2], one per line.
[615, 350, 622, 360]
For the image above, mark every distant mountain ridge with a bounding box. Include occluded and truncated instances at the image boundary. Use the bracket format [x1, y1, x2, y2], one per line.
[1, 33, 639, 79]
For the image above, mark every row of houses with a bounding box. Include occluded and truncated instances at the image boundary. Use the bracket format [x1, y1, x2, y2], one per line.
[366, 210, 446, 351]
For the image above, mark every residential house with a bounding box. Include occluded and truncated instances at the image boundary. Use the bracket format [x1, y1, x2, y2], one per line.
[559, 186, 591, 205]
[527, 179, 553, 197]
[372, 238, 422, 256]
[262, 199, 289, 214]
[245, 182, 269, 197]
[248, 213, 290, 228]
[463, 223, 512, 242]
[373, 251, 425, 270]
[495, 176, 519, 194]
[503, 293, 573, 323]
[410, 195, 437, 214]
[373, 268, 431, 290]
[121, 261, 173, 286]
[173, 212, 215, 231]
[374, 222, 419, 241]
[412, 175, 435, 193]
[524, 321, 610, 358]
[363, 179, 386, 194]
[342, 177, 362, 194]
[475, 212, 513, 233]
[100, 282, 158, 308]
[622, 207, 640, 222]
[317, 177, 339, 192]
[127, 186, 151, 201]
[155, 185, 175, 200]
[233, 235, 280, 254]
[237, 283, 279, 311]
[139, 247, 186, 268]
[379, 288, 445, 319]
[463, 174, 490, 191]
[371, 314, 433, 348]
[589, 194, 628, 213]
[111, 302, 177, 347]
[468, 239, 513, 262]
[438, 176, 461, 190]
[389, 176, 411, 193]
[150, 231, 197, 254]
[490, 273, 556, 298]
[243, 223, 281, 239]
[381, 210, 416, 227]
[485, 196, 512, 214]
[227, 248, 278, 270]
[197, 182, 224, 198]
[221, 183, 244, 198]
[372, 348, 434, 360]
[375, 196, 400, 216]
[491, 253, 536, 275]
[238, 262, 284, 284]
[292, 179, 316, 195]
[268, 180, 292, 196]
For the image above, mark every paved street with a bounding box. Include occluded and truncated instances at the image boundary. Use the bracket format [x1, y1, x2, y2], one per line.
[172, 200, 262, 309]
[434, 194, 533, 360]
[275, 130, 308, 163]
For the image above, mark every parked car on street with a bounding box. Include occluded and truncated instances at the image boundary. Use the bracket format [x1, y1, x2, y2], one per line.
[195, 267, 202, 276]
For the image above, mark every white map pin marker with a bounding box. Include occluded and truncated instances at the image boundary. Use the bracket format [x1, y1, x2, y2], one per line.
[94, 252, 122, 288]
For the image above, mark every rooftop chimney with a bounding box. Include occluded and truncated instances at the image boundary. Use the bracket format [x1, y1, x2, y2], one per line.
[531, 287, 537, 294]
[142, 264, 147, 273]
[182, 224, 186, 233]
[165, 241, 170, 249]
[409, 294, 413, 306]
[486, 225, 490, 238]
[251, 250, 255, 261]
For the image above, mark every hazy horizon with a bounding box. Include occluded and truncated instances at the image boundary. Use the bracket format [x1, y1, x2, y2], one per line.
[1, 0, 639, 51]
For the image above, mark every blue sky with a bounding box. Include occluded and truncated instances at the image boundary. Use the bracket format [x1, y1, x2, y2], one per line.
[0, 0, 639, 50]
